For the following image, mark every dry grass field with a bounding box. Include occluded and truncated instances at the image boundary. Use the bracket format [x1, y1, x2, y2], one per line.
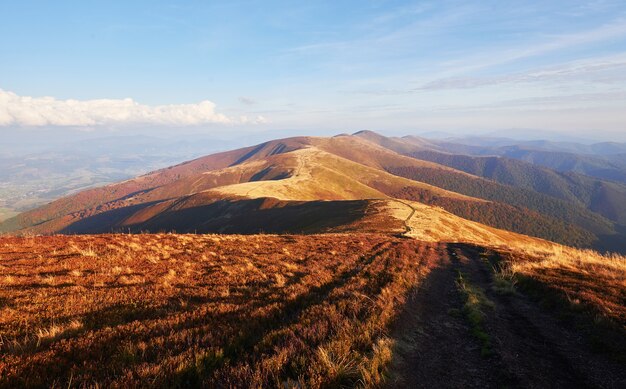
[0, 233, 437, 388]
[1, 233, 624, 388]
[501, 244, 626, 326]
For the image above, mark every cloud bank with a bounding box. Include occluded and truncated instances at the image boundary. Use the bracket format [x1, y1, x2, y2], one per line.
[0, 89, 265, 127]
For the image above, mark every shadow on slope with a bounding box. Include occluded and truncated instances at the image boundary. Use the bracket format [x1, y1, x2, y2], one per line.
[60, 197, 392, 235]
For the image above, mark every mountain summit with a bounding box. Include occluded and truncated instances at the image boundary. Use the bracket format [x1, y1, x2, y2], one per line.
[3, 132, 626, 252]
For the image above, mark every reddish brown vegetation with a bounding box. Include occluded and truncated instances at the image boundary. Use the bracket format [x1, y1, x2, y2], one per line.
[501, 246, 626, 326]
[1, 233, 624, 387]
[0, 233, 435, 388]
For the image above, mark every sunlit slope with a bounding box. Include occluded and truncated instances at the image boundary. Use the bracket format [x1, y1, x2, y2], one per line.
[212, 147, 472, 201]
[4, 145, 482, 235]
[0, 135, 484, 235]
[0, 137, 312, 230]
[352, 131, 626, 251]
[1, 133, 622, 250]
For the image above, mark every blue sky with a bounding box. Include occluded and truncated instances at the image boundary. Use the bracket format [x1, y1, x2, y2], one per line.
[1, 0, 626, 138]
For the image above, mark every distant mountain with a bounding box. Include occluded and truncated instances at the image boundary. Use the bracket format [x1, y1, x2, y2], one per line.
[481, 128, 597, 143]
[3, 133, 626, 253]
[428, 138, 626, 184]
[354, 132, 626, 251]
[493, 147, 626, 183]
[355, 132, 626, 225]
[405, 150, 626, 225]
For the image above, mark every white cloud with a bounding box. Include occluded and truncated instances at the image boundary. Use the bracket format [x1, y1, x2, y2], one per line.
[0, 89, 266, 127]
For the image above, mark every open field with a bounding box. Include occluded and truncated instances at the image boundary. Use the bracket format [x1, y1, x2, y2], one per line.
[502, 244, 626, 326]
[1, 233, 624, 387]
[0, 233, 432, 388]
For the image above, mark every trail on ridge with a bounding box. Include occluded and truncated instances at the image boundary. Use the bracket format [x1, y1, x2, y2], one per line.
[389, 244, 626, 388]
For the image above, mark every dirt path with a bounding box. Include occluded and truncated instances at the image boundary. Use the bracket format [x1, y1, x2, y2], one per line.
[391, 200, 416, 235]
[389, 243, 626, 388]
[388, 244, 500, 388]
[244, 148, 310, 198]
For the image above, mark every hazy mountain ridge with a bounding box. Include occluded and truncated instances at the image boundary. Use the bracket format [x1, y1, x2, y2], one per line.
[400, 150, 626, 225]
[430, 139, 626, 184]
[355, 132, 626, 226]
[3, 132, 626, 253]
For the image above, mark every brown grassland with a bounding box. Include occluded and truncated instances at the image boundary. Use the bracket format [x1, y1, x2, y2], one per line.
[502, 244, 626, 326]
[0, 233, 625, 388]
[0, 233, 433, 388]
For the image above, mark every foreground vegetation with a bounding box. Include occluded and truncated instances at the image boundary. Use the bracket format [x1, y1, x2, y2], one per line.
[501, 244, 626, 326]
[0, 233, 432, 388]
[1, 233, 624, 387]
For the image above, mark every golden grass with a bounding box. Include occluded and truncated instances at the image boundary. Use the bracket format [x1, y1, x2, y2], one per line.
[0, 233, 435, 388]
[498, 244, 626, 325]
[213, 147, 471, 203]
[1, 229, 623, 387]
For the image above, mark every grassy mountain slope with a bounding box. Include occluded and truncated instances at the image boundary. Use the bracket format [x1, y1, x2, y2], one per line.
[3, 137, 311, 229]
[1, 145, 477, 235]
[434, 140, 626, 185]
[406, 150, 626, 225]
[2, 134, 625, 251]
[356, 132, 626, 221]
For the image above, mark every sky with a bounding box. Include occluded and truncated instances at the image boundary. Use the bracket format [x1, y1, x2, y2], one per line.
[1, 0, 626, 140]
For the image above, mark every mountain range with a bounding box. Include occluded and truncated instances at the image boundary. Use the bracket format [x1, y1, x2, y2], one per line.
[3, 131, 626, 253]
[3, 131, 626, 388]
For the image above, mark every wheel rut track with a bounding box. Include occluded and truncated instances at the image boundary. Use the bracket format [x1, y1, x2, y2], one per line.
[390, 243, 625, 388]
[389, 243, 498, 388]
[449, 243, 625, 389]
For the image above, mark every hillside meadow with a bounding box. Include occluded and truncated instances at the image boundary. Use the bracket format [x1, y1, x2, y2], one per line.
[1, 233, 624, 387]
[0, 233, 433, 387]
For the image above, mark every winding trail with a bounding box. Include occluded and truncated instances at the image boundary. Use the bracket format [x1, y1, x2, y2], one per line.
[391, 199, 417, 235]
[244, 149, 310, 198]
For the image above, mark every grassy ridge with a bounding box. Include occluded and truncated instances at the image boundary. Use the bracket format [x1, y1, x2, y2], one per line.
[385, 185, 596, 248]
[385, 166, 626, 252]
